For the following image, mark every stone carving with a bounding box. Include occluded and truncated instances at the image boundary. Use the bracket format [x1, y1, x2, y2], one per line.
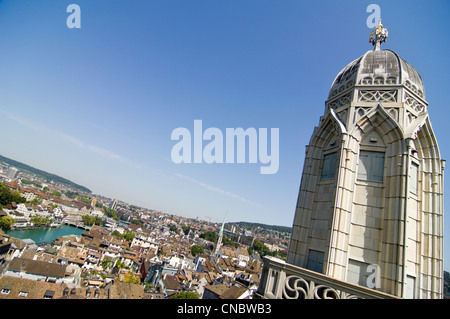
[405, 80, 424, 98]
[358, 90, 397, 102]
[405, 92, 425, 113]
[360, 75, 397, 85]
[328, 93, 352, 109]
[283, 275, 361, 299]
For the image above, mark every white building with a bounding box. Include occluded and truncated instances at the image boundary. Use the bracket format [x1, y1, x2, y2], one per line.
[6, 167, 18, 179]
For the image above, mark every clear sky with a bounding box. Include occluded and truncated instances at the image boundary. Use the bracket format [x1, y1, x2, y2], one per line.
[0, 1, 449, 267]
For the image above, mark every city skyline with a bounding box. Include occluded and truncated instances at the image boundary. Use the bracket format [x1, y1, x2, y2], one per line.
[0, 1, 449, 268]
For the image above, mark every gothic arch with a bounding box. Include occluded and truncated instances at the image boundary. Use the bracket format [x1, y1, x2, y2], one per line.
[310, 109, 347, 150]
[350, 103, 404, 151]
[288, 109, 347, 268]
[407, 115, 441, 161]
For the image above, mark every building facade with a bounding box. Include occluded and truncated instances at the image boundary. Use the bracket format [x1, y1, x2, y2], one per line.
[286, 21, 444, 298]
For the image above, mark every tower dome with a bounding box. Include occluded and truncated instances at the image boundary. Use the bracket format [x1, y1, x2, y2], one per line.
[328, 49, 425, 100]
[326, 20, 426, 116]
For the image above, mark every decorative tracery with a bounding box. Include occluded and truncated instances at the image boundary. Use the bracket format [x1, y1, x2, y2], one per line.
[358, 90, 397, 103]
[282, 275, 362, 299]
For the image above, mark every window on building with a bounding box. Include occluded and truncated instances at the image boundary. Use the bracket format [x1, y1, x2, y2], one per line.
[1, 288, 10, 295]
[321, 153, 337, 180]
[410, 163, 418, 194]
[357, 151, 385, 182]
[306, 250, 324, 273]
[347, 259, 371, 287]
[18, 291, 28, 297]
[405, 275, 416, 299]
[43, 290, 55, 299]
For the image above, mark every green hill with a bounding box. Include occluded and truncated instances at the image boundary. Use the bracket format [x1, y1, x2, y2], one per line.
[226, 221, 291, 234]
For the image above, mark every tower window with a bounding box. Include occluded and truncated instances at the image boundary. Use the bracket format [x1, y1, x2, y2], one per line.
[410, 163, 418, 194]
[321, 153, 337, 180]
[347, 259, 371, 287]
[306, 250, 324, 273]
[357, 151, 385, 182]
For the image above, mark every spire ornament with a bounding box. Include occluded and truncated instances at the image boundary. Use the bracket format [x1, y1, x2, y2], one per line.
[369, 20, 388, 50]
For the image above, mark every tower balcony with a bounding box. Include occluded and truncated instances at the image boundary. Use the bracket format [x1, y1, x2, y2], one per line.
[255, 256, 399, 299]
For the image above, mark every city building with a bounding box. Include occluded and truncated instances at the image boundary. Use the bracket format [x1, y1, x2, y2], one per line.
[6, 167, 18, 179]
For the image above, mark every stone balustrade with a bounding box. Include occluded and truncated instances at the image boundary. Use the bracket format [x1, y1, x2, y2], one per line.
[255, 256, 399, 299]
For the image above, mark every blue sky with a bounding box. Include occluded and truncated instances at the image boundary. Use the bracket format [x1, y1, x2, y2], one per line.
[0, 1, 449, 267]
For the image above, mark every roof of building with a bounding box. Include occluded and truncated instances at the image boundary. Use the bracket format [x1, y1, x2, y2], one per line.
[204, 283, 229, 297]
[220, 285, 248, 299]
[163, 274, 183, 291]
[8, 257, 67, 278]
[330, 49, 424, 99]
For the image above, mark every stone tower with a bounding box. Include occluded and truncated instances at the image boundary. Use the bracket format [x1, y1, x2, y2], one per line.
[286, 21, 445, 298]
[213, 216, 226, 257]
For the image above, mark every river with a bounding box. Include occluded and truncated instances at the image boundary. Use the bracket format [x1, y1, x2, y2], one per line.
[5, 225, 86, 244]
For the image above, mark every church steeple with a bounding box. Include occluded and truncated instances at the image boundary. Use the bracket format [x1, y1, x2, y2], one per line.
[213, 215, 226, 257]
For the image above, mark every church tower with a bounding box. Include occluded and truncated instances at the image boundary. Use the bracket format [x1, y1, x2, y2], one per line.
[213, 216, 226, 257]
[286, 21, 445, 298]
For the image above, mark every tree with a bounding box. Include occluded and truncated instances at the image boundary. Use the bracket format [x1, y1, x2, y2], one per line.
[103, 206, 118, 220]
[123, 231, 135, 242]
[124, 272, 140, 284]
[29, 197, 43, 205]
[110, 230, 134, 241]
[30, 215, 52, 226]
[169, 224, 179, 234]
[250, 240, 271, 257]
[190, 244, 204, 257]
[0, 216, 14, 230]
[200, 231, 217, 243]
[131, 219, 142, 226]
[0, 182, 26, 205]
[169, 291, 199, 299]
[182, 225, 190, 235]
[82, 215, 103, 226]
[51, 190, 61, 197]
[64, 190, 79, 199]
[111, 230, 122, 237]
[49, 204, 59, 213]
[101, 257, 115, 271]
[222, 235, 236, 248]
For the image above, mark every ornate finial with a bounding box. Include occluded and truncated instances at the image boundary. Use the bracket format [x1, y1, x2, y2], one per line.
[369, 19, 388, 50]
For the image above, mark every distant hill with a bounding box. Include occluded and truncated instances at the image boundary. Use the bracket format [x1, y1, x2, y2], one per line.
[0, 154, 91, 193]
[226, 221, 291, 234]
